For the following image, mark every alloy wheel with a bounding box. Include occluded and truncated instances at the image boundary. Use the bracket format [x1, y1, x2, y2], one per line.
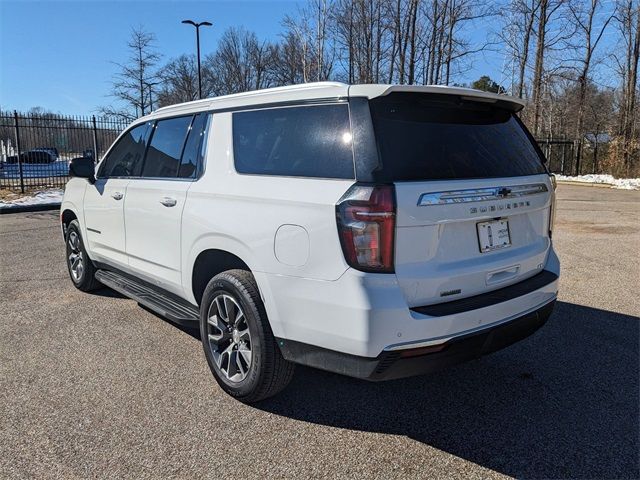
[206, 294, 252, 383]
[67, 231, 84, 282]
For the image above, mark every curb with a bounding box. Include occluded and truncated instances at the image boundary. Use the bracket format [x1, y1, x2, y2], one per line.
[556, 181, 613, 188]
[0, 203, 61, 214]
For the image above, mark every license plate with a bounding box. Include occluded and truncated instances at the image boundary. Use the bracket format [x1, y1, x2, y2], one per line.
[477, 219, 511, 253]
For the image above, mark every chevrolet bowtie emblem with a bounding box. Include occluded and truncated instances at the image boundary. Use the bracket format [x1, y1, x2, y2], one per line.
[497, 187, 512, 197]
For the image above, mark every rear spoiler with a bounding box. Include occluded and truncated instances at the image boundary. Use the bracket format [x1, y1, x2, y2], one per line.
[348, 84, 526, 113]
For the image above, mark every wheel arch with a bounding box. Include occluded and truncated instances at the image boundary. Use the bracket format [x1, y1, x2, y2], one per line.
[185, 237, 282, 338]
[191, 249, 252, 306]
[60, 204, 80, 238]
[61, 208, 77, 228]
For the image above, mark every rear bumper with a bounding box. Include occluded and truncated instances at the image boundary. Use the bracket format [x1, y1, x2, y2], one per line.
[277, 299, 555, 381]
[259, 244, 559, 361]
[410, 270, 558, 317]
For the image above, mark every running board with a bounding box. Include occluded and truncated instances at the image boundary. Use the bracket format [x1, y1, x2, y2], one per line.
[95, 269, 200, 326]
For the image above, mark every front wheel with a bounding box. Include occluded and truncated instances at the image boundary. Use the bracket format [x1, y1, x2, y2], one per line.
[200, 269, 294, 402]
[65, 220, 100, 292]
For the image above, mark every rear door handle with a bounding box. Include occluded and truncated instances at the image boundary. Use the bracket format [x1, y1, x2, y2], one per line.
[160, 197, 177, 207]
[111, 192, 123, 200]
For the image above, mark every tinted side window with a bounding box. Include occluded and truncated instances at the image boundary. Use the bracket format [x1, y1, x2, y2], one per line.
[99, 123, 151, 178]
[178, 113, 210, 178]
[232, 104, 354, 179]
[142, 116, 193, 178]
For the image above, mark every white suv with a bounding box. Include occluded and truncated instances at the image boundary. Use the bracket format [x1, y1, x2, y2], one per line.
[62, 82, 559, 402]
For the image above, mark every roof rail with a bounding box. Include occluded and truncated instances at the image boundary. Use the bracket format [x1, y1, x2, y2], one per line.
[153, 81, 348, 114]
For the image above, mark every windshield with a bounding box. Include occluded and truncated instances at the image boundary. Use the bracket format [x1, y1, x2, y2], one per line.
[368, 93, 546, 182]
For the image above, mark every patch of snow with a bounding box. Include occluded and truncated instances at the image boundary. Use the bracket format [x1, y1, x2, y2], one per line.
[555, 174, 640, 190]
[0, 189, 64, 208]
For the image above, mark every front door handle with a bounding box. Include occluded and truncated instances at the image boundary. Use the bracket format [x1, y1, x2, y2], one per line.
[160, 197, 177, 207]
[111, 192, 123, 200]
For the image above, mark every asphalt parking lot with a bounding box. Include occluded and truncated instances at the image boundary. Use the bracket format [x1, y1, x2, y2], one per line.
[1, 184, 638, 479]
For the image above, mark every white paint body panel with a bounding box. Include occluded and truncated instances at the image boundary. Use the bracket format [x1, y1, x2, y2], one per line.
[393, 174, 554, 307]
[274, 225, 310, 267]
[261, 261, 558, 357]
[124, 179, 191, 295]
[82, 178, 130, 267]
[62, 82, 558, 360]
[60, 177, 88, 237]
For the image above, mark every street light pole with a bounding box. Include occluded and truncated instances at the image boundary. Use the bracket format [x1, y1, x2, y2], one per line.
[182, 20, 212, 100]
[195, 26, 202, 98]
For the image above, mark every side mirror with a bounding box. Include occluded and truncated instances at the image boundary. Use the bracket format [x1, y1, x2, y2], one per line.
[69, 157, 96, 184]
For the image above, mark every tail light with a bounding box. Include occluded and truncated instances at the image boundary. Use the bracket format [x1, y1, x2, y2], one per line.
[336, 184, 396, 273]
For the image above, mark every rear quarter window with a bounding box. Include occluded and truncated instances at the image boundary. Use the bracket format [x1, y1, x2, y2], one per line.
[232, 104, 355, 179]
[368, 93, 546, 182]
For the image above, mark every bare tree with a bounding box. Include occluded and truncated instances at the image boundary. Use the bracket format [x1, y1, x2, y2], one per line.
[500, 0, 539, 98]
[272, 32, 306, 84]
[282, 13, 313, 82]
[334, 0, 381, 83]
[388, 0, 419, 84]
[585, 86, 615, 173]
[612, 0, 640, 175]
[102, 27, 161, 119]
[282, 0, 336, 83]
[423, 0, 496, 86]
[313, 0, 336, 80]
[156, 54, 215, 107]
[208, 27, 277, 95]
[568, 0, 614, 175]
[425, 0, 441, 83]
[530, 0, 562, 134]
[530, 0, 550, 132]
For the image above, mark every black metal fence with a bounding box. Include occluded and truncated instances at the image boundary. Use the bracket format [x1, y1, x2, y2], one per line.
[537, 138, 576, 176]
[536, 137, 612, 176]
[0, 110, 612, 194]
[0, 111, 128, 193]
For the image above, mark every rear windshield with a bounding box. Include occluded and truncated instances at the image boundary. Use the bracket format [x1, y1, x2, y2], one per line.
[368, 93, 546, 182]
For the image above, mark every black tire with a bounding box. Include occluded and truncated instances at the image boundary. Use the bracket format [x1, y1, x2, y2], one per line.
[65, 220, 100, 292]
[200, 269, 294, 403]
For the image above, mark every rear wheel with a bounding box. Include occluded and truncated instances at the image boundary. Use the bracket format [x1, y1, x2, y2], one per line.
[200, 269, 294, 402]
[65, 220, 100, 292]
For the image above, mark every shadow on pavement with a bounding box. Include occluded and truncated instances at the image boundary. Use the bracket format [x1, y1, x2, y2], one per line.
[137, 299, 638, 478]
[90, 287, 127, 299]
[136, 304, 201, 340]
[252, 301, 639, 479]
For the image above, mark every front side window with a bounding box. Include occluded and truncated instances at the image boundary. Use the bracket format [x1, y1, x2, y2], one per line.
[142, 116, 193, 178]
[99, 123, 151, 178]
[232, 104, 355, 179]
